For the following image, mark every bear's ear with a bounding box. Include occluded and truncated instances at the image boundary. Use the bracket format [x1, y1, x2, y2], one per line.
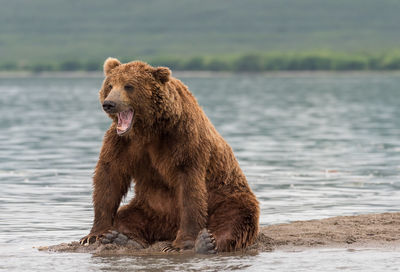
[104, 57, 121, 76]
[152, 67, 171, 84]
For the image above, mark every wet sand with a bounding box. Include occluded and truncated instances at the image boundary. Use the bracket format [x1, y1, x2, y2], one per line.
[38, 212, 400, 255]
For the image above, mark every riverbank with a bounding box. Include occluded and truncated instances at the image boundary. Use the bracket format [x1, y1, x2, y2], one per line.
[38, 212, 400, 255]
[256, 212, 400, 251]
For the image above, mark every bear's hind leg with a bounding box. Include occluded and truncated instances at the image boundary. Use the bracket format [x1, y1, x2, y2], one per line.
[100, 230, 144, 249]
[207, 194, 259, 252]
[109, 204, 151, 247]
[162, 228, 217, 254]
[194, 228, 217, 254]
[111, 202, 178, 249]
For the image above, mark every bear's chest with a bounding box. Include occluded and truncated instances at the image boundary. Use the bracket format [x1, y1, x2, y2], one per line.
[146, 142, 180, 186]
[125, 141, 171, 184]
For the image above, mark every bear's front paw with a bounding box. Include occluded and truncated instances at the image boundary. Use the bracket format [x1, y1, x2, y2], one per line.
[80, 233, 100, 245]
[79, 227, 110, 245]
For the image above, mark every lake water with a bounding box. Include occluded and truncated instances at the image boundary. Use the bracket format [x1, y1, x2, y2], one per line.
[0, 72, 399, 271]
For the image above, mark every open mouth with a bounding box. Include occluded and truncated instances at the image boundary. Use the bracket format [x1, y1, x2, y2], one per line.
[116, 109, 134, 136]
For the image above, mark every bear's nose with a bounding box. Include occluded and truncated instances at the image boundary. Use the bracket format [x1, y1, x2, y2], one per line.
[102, 100, 117, 113]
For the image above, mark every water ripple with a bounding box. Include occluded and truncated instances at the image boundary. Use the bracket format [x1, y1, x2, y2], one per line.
[0, 74, 400, 271]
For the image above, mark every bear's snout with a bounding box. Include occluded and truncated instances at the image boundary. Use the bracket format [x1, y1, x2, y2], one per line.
[103, 100, 117, 113]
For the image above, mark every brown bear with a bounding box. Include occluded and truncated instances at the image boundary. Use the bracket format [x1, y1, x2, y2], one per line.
[80, 58, 259, 253]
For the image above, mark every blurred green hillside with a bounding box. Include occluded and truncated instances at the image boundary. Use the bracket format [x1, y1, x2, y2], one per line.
[1, 0, 400, 71]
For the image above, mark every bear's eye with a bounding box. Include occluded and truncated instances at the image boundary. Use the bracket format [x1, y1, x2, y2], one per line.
[108, 84, 113, 89]
[124, 85, 134, 92]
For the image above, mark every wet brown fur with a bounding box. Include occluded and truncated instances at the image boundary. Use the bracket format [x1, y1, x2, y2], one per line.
[81, 58, 260, 252]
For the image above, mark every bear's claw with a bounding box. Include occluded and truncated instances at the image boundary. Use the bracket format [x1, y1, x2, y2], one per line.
[195, 228, 217, 254]
[161, 243, 179, 253]
[80, 234, 99, 245]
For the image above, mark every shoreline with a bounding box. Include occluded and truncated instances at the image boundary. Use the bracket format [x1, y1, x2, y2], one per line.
[38, 212, 400, 255]
[257, 212, 400, 252]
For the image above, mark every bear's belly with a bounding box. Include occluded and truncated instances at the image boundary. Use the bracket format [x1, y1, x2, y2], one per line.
[146, 188, 178, 215]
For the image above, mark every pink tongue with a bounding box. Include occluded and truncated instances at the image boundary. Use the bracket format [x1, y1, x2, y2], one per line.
[117, 110, 133, 132]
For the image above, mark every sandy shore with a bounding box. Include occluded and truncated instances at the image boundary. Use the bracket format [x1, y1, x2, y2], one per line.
[38, 212, 400, 255]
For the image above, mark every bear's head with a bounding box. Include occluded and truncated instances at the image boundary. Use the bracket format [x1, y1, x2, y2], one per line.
[99, 58, 174, 136]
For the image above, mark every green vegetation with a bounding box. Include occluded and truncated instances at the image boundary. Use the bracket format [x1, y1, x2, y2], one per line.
[151, 52, 400, 71]
[3, 52, 400, 72]
[1, 0, 400, 71]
